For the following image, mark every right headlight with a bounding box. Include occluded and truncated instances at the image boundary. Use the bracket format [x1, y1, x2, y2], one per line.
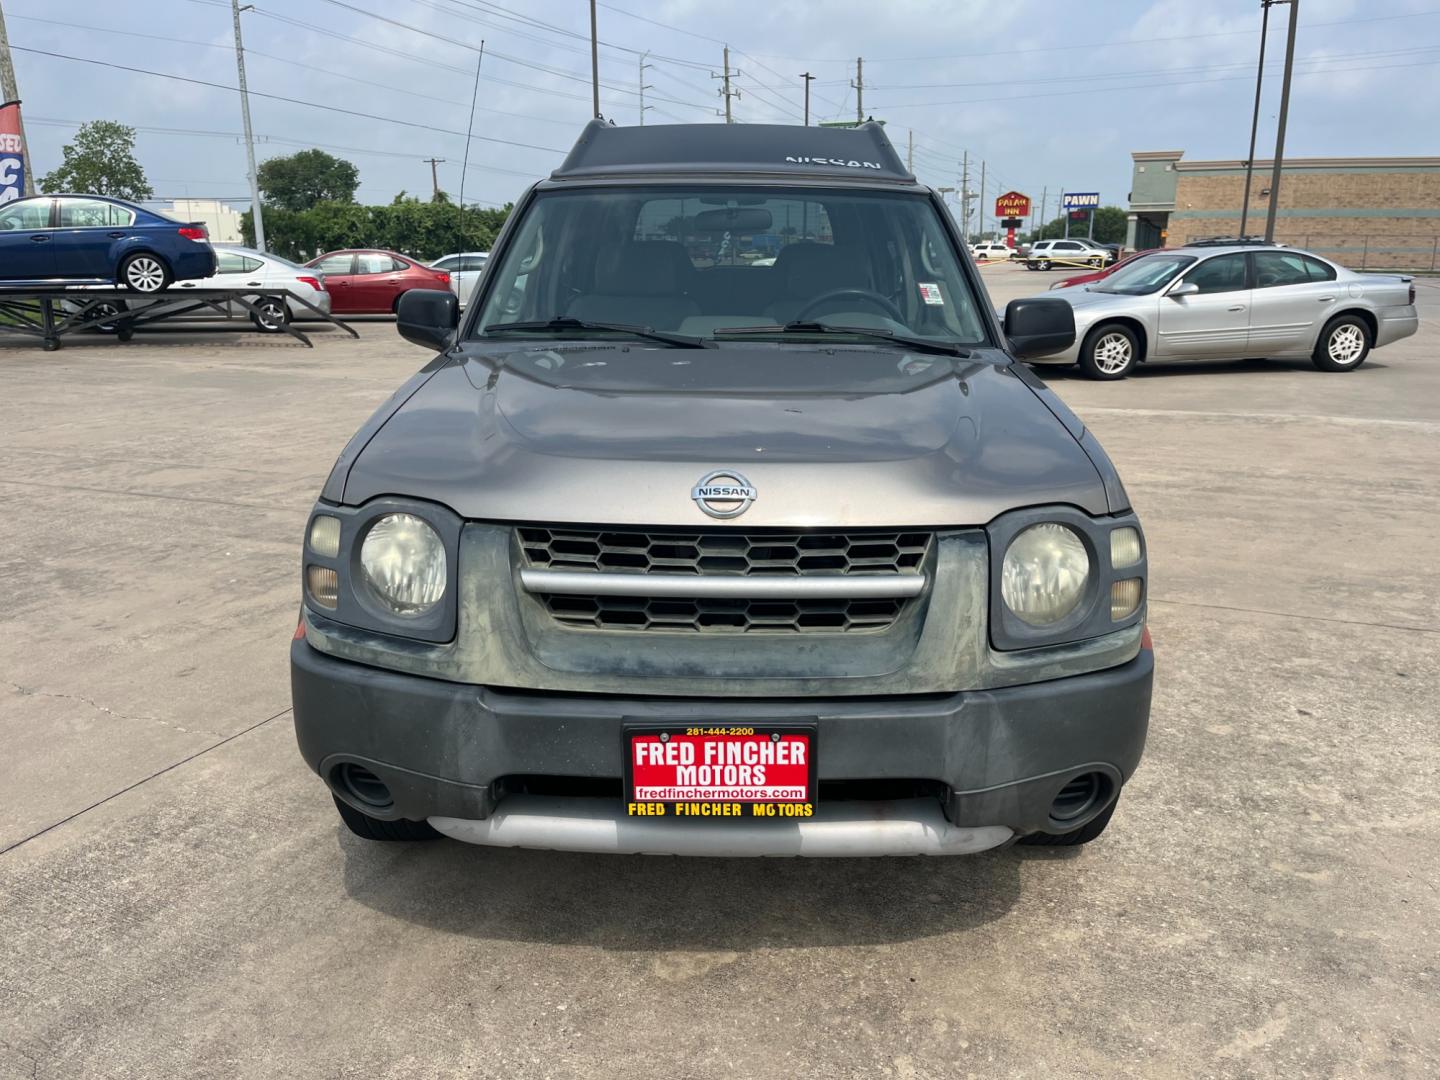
[1001, 523, 1091, 625]
[359, 513, 447, 617]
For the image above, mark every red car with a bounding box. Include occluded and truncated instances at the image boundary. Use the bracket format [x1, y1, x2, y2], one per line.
[1049, 248, 1161, 291]
[303, 249, 450, 314]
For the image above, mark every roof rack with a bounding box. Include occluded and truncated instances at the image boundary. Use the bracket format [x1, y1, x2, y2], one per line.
[1187, 236, 1278, 247]
[550, 119, 913, 183]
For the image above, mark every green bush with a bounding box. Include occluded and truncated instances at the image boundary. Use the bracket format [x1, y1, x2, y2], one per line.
[241, 200, 512, 263]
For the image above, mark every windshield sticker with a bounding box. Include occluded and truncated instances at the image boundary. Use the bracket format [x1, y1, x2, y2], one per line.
[919, 282, 944, 305]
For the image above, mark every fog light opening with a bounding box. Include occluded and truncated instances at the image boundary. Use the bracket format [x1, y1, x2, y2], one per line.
[335, 763, 393, 810]
[1049, 772, 1112, 826]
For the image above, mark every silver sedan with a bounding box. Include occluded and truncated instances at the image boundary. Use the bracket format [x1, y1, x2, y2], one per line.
[1024, 244, 1419, 379]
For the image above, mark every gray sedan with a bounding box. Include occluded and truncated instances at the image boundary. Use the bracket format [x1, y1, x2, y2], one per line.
[1025, 244, 1418, 379]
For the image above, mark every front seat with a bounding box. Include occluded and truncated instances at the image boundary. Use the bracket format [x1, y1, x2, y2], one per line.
[566, 241, 700, 330]
[764, 242, 874, 324]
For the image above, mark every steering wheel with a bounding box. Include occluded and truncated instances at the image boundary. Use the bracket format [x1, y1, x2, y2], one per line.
[793, 288, 905, 325]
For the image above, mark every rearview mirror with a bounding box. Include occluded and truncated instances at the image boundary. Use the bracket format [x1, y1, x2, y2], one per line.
[692, 207, 774, 232]
[1003, 297, 1075, 359]
[1168, 281, 1199, 298]
[396, 288, 459, 351]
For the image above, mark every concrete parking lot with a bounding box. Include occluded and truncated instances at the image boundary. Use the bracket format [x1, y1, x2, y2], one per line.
[2, 268, 1437, 1079]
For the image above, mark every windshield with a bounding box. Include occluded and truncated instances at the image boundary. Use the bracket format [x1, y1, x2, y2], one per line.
[1092, 252, 1196, 295]
[472, 186, 988, 346]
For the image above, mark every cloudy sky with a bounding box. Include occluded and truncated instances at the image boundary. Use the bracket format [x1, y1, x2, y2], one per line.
[6, 0, 1438, 218]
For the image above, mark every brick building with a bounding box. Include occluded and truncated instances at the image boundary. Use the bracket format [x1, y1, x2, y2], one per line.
[1126, 150, 1440, 269]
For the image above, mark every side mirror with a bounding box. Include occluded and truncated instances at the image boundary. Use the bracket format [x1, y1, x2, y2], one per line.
[396, 288, 459, 351]
[1003, 297, 1075, 360]
[1168, 281, 1199, 298]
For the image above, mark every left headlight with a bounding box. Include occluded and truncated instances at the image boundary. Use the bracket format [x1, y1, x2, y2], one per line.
[359, 513, 447, 617]
[1001, 523, 1091, 626]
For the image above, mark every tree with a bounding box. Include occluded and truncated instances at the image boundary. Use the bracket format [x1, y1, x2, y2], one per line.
[40, 120, 152, 200]
[1025, 205, 1128, 245]
[256, 149, 359, 212]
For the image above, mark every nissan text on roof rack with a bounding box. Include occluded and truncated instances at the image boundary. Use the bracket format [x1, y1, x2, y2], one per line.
[291, 120, 1154, 856]
[1022, 243, 1418, 379]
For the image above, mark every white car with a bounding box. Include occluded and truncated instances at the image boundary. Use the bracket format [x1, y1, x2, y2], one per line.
[72, 245, 332, 332]
[969, 240, 1014, 261]
[431, 252, 488, 308]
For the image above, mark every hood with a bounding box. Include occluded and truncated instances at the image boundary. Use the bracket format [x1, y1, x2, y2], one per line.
[340, 344, 1109, 527]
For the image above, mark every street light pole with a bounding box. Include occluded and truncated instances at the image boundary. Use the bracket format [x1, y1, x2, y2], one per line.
[1239, 0, 1272, 240]
[588, 0, 600, 119]
[230, 0, 265, 252]
[800, 71, 814, 126]
[1264, 0, 1299, 242]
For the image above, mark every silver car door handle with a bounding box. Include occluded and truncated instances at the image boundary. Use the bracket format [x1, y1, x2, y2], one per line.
[1317, 296, 1336, 302]
[1227, 305, 1245, 312]
[246, 281, 263, 286]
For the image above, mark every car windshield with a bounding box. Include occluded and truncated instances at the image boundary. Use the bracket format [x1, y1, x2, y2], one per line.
[472, 185, 989, 347]
[1091, 253, 1196, 294]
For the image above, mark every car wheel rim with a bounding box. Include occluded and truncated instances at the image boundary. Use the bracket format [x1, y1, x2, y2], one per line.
[1094, 332, 1133, 374]
[259, 302, 285, 328]
[1328, 324, 1364, 364]
[126, 257, 164, 292]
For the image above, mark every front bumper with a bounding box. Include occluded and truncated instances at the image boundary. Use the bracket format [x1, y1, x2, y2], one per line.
[291, 639, 1153, 855]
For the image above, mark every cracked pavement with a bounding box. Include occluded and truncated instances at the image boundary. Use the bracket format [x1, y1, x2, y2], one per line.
[2, 282, 1438, 1078]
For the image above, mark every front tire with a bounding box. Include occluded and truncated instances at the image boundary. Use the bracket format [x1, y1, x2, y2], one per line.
[1311, 314, 1372, 372]
[119, 253, 171, 293]
[333, 795, 442, 841]
[1079, 322, 1139, 380]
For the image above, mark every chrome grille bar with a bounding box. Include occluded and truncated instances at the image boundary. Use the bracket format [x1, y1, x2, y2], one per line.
[519, 569, 927, 599]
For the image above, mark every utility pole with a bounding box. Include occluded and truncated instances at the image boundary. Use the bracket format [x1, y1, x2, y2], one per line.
[713, 46, 740, 123]
[960, 152, 970, 238]
[1036, 185, 1047, 241]
[423, 157, 445, 200]
[638, 51, 653, 125]
[800, 71, 815, 126]
[0, 1, 34, 195]
[978, 160, 986, 240]
[230, 0, 265, 252]
[852, 57, 864, 123]
[1264, 0, 1299, 243]
[907, 130, 913, 173]
[588, 0, 600, 119]
[1239, 0, 1273, 240]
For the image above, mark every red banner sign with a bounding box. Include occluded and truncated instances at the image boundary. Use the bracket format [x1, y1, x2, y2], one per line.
[0, 100, 26, 205]
[994, 190, 1031, 218]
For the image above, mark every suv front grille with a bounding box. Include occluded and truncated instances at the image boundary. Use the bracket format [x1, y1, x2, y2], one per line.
[518, 527, 932, 634]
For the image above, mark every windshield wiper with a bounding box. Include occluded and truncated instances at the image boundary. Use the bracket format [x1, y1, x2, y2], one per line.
[482, 316, 712, 349]
[714, 320, 971, 357]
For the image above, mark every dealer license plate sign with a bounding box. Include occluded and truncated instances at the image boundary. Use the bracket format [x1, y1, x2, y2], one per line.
[624, 725, 817, 820]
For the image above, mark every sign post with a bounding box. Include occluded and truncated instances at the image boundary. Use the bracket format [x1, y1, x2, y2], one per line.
[993, 190, 1031, 250]
[0, 99, 26, 205]
[1062, 192, 1100, 241]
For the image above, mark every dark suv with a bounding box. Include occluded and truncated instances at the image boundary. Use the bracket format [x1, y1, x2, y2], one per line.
[291, 121, 1153, 856]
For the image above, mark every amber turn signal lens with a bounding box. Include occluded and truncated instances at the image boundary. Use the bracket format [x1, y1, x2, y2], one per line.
[306, 565, 339, 609]
[1111, 578, 1143, 620]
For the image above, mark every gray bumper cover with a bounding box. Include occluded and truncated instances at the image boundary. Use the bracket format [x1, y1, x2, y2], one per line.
[291, 640, 1152, 852]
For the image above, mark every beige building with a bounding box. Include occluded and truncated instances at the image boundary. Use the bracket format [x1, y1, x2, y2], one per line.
[163, 198, 245, 244]
[1127, 151, 1440, 269]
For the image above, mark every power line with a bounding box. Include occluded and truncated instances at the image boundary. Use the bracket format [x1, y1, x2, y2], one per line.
[871, 54, 1440, 110]
[9, 45, 570, 154]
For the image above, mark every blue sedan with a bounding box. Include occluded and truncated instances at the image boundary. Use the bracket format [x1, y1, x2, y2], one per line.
[0, 194, 217, 292]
